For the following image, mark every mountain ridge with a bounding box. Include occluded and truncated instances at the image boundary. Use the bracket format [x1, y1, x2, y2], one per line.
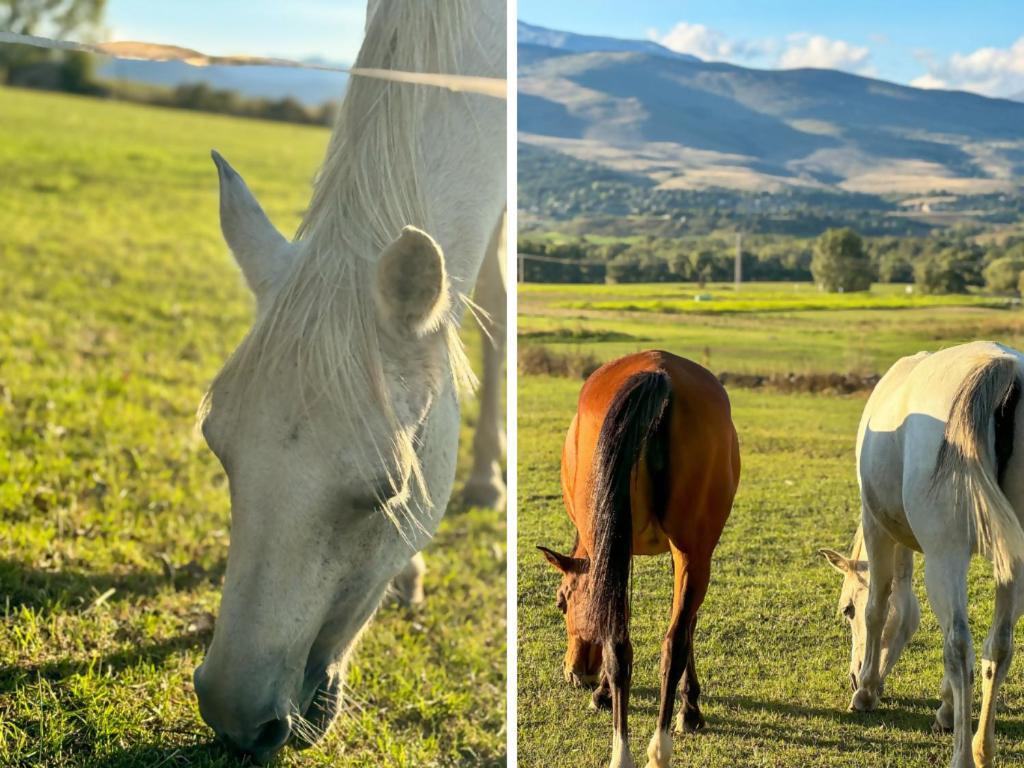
[518, 23, 1024, 196]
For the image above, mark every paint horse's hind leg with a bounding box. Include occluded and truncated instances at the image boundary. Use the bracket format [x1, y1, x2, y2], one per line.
[462, 209, 507, 510]
[645, 547, 710, 768]
[924, 548, 975, 768]
[972, 564, 1023, 767]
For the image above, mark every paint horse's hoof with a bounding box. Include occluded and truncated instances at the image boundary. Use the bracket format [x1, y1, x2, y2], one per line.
[932, 703, 954, 734]
[675, 707, 706, 734]
[849, 687, 879, 712]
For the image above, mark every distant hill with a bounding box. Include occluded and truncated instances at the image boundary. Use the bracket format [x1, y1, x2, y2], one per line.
[519, 24, 1024, 196]
[99, 58, 348, 106]
[518, 20, 697, 62]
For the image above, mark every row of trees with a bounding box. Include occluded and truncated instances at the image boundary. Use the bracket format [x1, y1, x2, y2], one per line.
[811, 229, 1024, 295]
[519, 229, 1024, 294]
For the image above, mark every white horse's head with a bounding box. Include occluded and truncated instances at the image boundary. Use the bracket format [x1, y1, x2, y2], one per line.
[818, 543, 920, 693]
[193, 152, 462, 761]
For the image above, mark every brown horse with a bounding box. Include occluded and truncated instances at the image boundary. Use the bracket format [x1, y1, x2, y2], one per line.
[539, 350, 740, 768]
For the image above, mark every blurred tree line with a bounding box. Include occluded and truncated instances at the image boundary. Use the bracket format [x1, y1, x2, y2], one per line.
[1, 0, 106, 93]
[0, 0, 337, 126]
[519, 228, 1024, 295]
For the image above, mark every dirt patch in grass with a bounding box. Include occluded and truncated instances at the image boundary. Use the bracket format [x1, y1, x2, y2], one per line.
[519, 327, 639, 343]
[520, 344, 878, 393]
[718, 370, 880, 394]
[518, 346, 602, 379]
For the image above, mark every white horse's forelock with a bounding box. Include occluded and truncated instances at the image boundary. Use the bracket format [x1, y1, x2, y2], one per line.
[203, 0, 480, 531]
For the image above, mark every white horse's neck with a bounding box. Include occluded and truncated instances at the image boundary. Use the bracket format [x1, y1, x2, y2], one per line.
[299, 0, 505, 296]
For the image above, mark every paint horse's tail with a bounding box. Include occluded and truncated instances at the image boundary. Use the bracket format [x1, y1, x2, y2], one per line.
[585, 370, 672, 643]
[936, 352, 1024, 584]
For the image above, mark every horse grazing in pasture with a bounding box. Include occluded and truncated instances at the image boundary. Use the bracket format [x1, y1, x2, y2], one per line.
[540, 350, 740, 768]
[819, 341, 1024, 768]
[191, 1, 505, 762]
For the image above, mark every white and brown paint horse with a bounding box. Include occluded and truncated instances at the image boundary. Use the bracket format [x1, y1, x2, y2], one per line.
[820, 341, 1024, 768]
[191, 1, 505, 762]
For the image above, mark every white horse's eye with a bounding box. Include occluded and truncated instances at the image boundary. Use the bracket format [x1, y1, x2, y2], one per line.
[843, 603, 856, 620]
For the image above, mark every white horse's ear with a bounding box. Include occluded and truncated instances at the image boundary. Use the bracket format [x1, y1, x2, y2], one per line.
[817, 548, 851, 574]
[212, 150, 292, 302]
[374, 226, 450, 337]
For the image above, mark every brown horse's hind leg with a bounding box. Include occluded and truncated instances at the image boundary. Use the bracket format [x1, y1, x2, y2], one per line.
[678, 626, 705, 733]
[604, 638, 635, 768]
[644, 547, 710, 768]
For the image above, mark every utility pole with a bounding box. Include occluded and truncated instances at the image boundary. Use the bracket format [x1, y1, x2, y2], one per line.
[734, 231, 742, 288]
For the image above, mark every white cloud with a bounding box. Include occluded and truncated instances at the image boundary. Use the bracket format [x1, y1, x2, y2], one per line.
[650, 23, 871, 76]
[650, 22, 772, 62]
[777, 33, 871, 73]
[909, 73, 947, 90]
[913, 36, 1024, 97]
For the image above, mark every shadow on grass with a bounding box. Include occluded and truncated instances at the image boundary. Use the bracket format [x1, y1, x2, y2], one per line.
[0, 626, 212, 694]
[615, 691, 1024, 757]
[57, 740, 238, 768]
[0, 556, 226, 614]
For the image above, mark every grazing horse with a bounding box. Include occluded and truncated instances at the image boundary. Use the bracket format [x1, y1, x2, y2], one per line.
[191, 1, 505, 762]
[539, 350, 740, 768]
[819, 341, 1024, 768]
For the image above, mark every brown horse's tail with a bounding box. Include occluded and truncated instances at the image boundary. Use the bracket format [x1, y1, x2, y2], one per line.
[935, 352, 1024, 584]
[585, 370, 672, 644]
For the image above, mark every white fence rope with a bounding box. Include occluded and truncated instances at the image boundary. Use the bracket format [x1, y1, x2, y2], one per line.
[0, 31, 506, 99]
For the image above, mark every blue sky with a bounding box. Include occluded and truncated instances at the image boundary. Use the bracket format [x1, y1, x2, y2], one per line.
[519, 0, 1024, 97]
[95, 2, 1024, 97]
[105, 0, 367, 62]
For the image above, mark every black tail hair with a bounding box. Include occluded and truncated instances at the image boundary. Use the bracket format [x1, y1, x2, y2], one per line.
[584, 370, 672, 644]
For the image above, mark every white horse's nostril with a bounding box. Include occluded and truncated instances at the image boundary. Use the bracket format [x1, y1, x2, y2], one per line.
[251, 714, 292, 757]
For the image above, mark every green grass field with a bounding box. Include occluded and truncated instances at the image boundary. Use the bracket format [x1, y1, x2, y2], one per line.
[517, 284, 1024, 766]
[0, 87, 505, 767]
[520, 282, 1024, 376]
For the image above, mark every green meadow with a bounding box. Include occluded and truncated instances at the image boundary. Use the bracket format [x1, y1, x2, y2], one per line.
[519, 281, 1024, 376]
[517, 282, 1024, 766]
[0, 87, 504, 767]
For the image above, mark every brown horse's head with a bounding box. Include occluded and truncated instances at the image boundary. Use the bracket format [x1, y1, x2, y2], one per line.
[538, 546, 603, 687]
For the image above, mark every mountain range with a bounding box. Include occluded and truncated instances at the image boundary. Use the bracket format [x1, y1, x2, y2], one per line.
[518, 21, 1024, 196]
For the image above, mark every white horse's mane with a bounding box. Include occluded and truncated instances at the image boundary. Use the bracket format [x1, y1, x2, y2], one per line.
[207, 0, 479, 523]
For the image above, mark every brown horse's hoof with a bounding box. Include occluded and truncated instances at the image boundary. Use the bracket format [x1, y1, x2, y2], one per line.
[675, 708, 706, 734]
[590, 688, 612, 711]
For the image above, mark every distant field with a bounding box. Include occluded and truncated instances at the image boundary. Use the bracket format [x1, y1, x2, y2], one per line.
[519, 281, 1024, 375]
[0, 87, 504, 767]
[518, 282, 1024, 766]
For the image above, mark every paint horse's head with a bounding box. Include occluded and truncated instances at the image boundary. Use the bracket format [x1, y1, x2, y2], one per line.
[192, 153, 460, 762]
[818, 546, 920, 694]
[538, 546, 603, 687]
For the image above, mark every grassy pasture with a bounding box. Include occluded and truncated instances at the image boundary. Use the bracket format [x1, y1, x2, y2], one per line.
[517, 283, 1024, 766]
[0, 87, 505, 767]
[519, 282, 1024, 376]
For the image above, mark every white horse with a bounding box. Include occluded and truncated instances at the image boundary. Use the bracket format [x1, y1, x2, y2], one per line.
[819, 341, 1024, 768]
[191, 1, 505, 761]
